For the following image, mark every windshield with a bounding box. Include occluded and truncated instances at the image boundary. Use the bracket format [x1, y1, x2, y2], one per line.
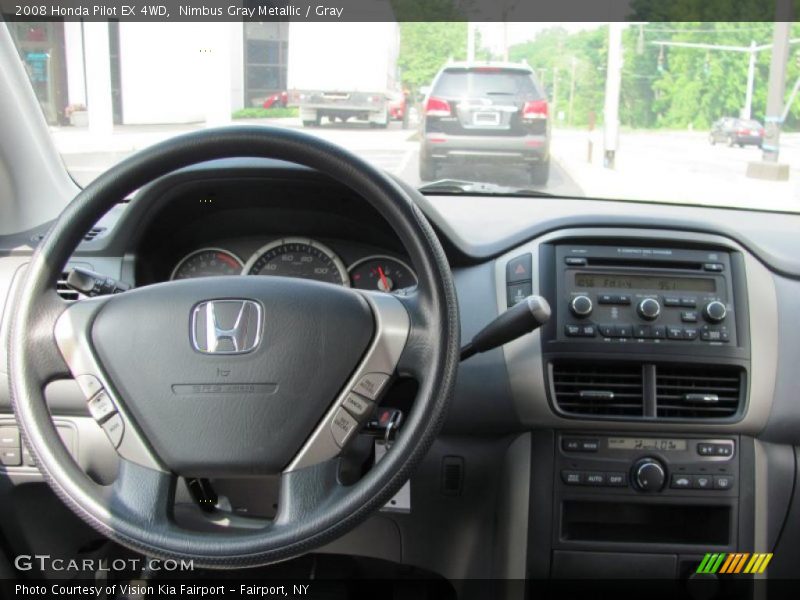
[7, 20, 800, 212]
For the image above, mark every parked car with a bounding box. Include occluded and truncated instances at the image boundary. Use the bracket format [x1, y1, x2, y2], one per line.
[709, 117, 764, 147]
[262, 91, 288, 109]
[388, 91, 407, 121]
[419, 61, 551, 184]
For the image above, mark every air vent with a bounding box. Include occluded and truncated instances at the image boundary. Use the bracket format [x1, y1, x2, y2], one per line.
[56, 272, 81, 301]
[656, 365, 743, 419]
[83, 227, 106, 242]
[552, 363, 644, 417]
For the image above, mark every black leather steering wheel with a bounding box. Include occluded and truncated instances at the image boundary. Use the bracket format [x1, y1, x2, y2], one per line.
[8, 127, 459, 566]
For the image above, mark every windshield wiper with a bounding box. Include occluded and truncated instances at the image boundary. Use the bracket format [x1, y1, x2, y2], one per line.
[417, 179, 555, 197]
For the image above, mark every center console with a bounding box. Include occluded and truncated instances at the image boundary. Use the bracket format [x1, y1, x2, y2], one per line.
[497, 231, 759, 587]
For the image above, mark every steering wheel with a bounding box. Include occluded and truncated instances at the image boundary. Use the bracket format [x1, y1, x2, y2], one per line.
[8, 127, 459, 566]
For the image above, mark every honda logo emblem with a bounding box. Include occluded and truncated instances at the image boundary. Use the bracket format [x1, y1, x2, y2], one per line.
[191, 300, 263, 354]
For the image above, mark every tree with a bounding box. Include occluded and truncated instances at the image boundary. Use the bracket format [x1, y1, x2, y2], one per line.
[398, 23, 468, 92]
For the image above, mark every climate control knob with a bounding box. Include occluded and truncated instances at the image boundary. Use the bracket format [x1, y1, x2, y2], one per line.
[632, 457, 666, 492]
[637, 298, 661, 321]
[569, 295, 593, 318]
[703, 301, 727, 323]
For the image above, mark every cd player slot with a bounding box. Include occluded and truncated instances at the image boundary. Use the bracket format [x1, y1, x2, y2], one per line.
[585, 257, 704, 270]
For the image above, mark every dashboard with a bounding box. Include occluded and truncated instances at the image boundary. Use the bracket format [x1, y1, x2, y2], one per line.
[2, 158, 800, 583]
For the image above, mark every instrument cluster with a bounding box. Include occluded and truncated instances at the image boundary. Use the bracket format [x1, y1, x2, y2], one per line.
[170, 237, 417, 293]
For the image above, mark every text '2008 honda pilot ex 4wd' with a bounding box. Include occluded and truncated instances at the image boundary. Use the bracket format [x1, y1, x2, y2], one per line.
[420, 62, 551, 185]
[4, 6, 800, 600]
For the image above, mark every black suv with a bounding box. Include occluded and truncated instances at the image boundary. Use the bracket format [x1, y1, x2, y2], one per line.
[419, 61, 551, 185]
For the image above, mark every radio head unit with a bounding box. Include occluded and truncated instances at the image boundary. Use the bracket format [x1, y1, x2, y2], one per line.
[554, 244, 737, 346]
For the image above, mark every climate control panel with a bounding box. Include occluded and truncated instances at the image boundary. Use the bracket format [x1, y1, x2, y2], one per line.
[556, 434, 738, 496]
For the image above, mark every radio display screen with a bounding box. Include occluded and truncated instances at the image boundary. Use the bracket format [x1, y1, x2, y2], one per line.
[607, 437, 687, 451]
[575, 273, 716, 292]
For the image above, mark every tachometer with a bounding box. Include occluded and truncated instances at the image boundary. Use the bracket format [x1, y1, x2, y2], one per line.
[243, 238, 349, 286]
[170, 248, 243, 280]
[348, 256, 417, 293]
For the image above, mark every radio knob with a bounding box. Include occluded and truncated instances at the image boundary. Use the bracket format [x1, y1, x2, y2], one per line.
[637, 298, 661, 321]
[632, 458, 666, 492]
[569, 295, 593, 318]
[703, 301, 727, 323]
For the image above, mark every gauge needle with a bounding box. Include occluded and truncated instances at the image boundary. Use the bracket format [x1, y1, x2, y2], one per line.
[378, 267, 391, 292]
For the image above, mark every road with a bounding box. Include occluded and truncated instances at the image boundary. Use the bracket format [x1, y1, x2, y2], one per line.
[55, 119, 798, 212]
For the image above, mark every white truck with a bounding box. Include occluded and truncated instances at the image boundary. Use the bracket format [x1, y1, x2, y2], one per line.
[287, 22, 401, 128]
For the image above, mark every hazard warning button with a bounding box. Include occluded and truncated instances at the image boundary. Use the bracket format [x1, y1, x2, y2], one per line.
[506, 253, 532, 284]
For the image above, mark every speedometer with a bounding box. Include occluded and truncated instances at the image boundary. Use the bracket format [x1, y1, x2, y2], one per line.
[243, 238, 349, 286]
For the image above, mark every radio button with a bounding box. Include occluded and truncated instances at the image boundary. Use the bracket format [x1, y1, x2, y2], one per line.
[670, 474, 692, 489]
[616, 294, 632, 305]
[681, 311, 698, 322]
[599, 325, 615, 337]
[704, 263, 724, 272]
[637, 298, 661, 321]
[714, 475, 734, 490]
[680, 298, 698, 308]
[650, 326, 666, 339]
[703, 301, 727, 323]
[598, 294, 615, 304]
[570, 295, 593, 317]
[614, 325, 632, 338]
[580, 325, 597, 338]
[633, 325, 650, 338]
[664, 297, 682, 307]
[667, 326, 685, 340]
[565, 257, 587, 266]
[565, 324, 582, 337]
[683, 328, 699, 340]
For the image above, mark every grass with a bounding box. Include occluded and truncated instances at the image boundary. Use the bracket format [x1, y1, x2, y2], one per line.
[232, 107, 298, 119]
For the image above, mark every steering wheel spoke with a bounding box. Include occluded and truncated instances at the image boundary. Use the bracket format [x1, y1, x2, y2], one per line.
[275, 458, 345, 526]
[102, 458, 177, 530]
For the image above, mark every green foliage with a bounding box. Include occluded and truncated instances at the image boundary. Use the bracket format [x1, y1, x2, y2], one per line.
[232, 107, 298, 119]
[398, 22, 468, 91]
[508, 22, 800, 130]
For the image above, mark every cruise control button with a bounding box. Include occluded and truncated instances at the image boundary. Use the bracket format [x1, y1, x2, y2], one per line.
[606, 472, 627, 487]
[354, 373, 390, 400]
[0, 426, 20, 448]
[74, 374, 103, 399]
[102, 414, 125, 448]
[693, 475, 713, 489]
[507, 253, 532, 283]
[342, 393, 374, 420]
[87, 391, 117, 423]
[671, 474, 692, 489]
[330, 408, 359, 448]
[714, 475, 735, 490]
[0, 447, 21, 467]
[561, 470, 582, 485]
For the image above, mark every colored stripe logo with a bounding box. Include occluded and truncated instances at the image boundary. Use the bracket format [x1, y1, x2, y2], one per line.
[697, 553, 773, 574]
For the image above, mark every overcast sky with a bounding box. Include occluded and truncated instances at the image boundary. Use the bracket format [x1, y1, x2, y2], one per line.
[475, 22, 603, 55]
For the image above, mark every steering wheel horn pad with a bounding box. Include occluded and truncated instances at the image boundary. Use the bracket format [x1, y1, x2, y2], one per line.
[8, 126, 459, 566]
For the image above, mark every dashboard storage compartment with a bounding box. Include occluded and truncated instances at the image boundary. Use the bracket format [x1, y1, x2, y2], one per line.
[561, 500, 731, 546]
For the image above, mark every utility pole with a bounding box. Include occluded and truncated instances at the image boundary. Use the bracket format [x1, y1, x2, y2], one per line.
[552, 66, 558, 122]
[603, 23, 624, 169]
[744, 40, 756, 119]
[467, 22, 475, 61]
[568, 56, 577, 126]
